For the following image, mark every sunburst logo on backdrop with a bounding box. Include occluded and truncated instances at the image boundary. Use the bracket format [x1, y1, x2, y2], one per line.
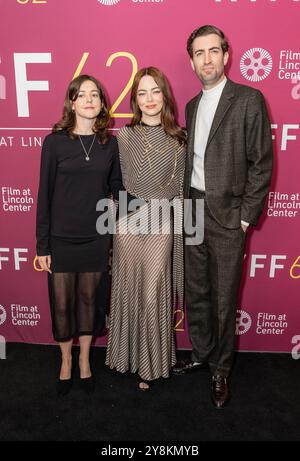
[240, 48, 273, 82]
[0, 305, 7, 326]
[98, 0, 121, 5]
[236, 310, 252, 336]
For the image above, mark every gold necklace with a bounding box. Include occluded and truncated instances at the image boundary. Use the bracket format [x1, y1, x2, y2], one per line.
[78, 134, 96, 161]
[139, 126, 178, 189]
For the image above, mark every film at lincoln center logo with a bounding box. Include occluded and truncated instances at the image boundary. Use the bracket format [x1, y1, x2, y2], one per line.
[236, 310, 252, 336]
[98, 0, 121, 5]
[0, 305, 7, 326]
[240, 48, 273, 82]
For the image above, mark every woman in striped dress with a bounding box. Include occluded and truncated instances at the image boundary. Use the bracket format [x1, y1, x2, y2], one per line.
[105, 67, 186, 389]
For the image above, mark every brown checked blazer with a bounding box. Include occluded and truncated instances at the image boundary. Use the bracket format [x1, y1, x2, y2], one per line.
[184, 79, 273, 228]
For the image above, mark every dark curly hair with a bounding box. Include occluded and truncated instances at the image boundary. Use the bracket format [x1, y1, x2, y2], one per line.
[53, 74, 111, 144]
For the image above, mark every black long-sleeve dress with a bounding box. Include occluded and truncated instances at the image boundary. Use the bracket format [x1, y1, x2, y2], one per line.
[36, 130, 123, 341]
[36, 131, 122, 268]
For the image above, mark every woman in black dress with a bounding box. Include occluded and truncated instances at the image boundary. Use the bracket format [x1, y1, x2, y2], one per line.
[36, 75, 122, 395]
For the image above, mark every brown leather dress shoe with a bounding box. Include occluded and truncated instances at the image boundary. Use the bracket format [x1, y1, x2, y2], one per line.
[172, 359, 208, 375]
[211, 375, 230, 408]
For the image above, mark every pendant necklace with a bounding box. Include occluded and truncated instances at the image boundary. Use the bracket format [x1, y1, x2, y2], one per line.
[78, 134, 96, 161]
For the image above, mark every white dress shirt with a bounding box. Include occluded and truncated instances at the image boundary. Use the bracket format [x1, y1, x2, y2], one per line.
[191, 77, 248, 228]
[191, 77, 227, 191]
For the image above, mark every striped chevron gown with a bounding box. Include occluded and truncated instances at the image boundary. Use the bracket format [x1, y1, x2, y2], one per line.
[105, 125, 185, 381]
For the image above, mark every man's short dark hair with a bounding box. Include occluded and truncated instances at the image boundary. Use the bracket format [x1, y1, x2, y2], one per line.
[187, 25, 229, 58]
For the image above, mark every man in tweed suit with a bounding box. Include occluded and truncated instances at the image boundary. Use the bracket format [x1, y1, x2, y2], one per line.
[173, 25, 273, 408]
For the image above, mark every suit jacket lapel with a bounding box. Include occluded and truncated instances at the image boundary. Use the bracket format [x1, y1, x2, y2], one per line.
[206, 79, 235, 147]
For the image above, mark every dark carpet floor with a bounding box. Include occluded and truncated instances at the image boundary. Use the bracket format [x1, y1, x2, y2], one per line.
[0, 343, 299, 441]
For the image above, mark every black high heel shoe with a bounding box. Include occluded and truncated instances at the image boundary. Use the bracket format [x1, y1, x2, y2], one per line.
[138, 376, 154, 391]
[57, 377, 72, 397]
[80, 375, 95, 394]
[56, 359, 74, 397]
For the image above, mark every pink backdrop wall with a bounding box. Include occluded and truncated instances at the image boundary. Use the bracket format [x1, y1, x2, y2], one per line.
[1, 0, 299, 354]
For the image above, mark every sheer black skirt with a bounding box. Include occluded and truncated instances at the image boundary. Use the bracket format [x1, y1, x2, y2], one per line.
[48, 272, 107, 342]
[47, 237, 110, 342]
